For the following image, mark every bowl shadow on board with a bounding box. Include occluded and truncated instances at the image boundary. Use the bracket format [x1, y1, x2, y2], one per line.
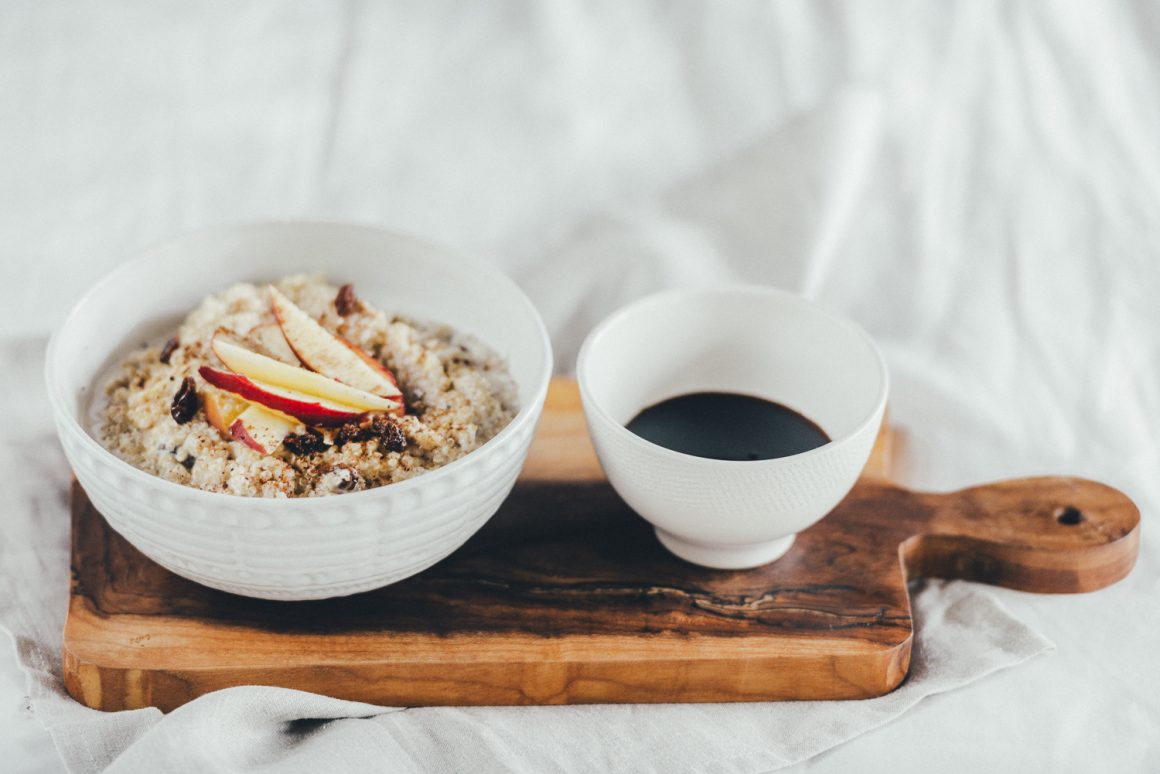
[76, 478, 909, 639]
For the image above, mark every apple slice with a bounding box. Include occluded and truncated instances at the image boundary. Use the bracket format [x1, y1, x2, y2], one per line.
[229, 404, 298, 455]
[212, 336, 401, 414]
[202, 386, 249, 435]
[269, 286, 403, 400]
[199, 366, 368, 426]
[337, 335, 401, 392]
[249, 323, 300, 365]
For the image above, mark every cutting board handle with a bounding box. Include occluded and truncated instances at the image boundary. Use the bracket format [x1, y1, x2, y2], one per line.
[901, 476, 1140, 593]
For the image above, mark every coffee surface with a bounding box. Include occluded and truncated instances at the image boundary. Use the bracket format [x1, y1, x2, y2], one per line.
[625, 392, 830, 461]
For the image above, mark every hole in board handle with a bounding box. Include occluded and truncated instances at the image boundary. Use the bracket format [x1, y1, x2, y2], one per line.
[1055, 506, 1084, 526]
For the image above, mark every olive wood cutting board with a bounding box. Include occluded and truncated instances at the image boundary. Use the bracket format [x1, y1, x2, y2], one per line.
[63, 379, 1140, 712]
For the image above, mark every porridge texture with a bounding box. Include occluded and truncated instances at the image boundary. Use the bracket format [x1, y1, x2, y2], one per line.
[100, 275, 517, 497]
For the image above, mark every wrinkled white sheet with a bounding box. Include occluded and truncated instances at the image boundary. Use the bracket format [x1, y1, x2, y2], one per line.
[4, 90, 1058, 774]
[3, 1, 1159, 771]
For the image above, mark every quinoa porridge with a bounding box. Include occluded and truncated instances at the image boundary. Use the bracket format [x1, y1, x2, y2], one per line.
[99, 274, 518, 497]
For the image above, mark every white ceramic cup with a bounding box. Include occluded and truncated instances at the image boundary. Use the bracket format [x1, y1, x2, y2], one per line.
[577, 286, 889, 569]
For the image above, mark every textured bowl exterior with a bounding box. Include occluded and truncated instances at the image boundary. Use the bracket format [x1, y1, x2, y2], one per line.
[47, 222, 552, 600]
[55, 404, 541, 600]
[576, 285, 889, 567]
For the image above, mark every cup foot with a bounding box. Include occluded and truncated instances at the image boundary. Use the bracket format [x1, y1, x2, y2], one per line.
[654, 530, 796, 569]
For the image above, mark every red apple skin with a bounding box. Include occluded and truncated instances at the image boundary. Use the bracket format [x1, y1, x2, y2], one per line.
[199, 366, 366, 427]
[230, 418, 269, 453]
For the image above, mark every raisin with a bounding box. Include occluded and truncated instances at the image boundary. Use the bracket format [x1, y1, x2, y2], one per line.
[333, 417, 367, 446]
[179, 456, 195, 471]
[283, 429, 328, 456]
[159, 336, 180, 364]
[376, 417, 407, 453]
[170, 377, 199, 424]
[335, 283, 363, 316]
[332, 414, 407, 452]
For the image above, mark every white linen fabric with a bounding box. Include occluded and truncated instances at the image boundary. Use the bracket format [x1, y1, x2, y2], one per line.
[92, 583, 1049, 774]
[2, 1, 1159, 772]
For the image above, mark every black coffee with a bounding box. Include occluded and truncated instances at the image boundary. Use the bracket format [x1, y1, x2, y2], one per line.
[625, 392, 830, 461]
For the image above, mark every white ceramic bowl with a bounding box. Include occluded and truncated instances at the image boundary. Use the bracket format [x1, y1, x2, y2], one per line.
[46, 222, 552, 600]
[577, 286, 888, 569]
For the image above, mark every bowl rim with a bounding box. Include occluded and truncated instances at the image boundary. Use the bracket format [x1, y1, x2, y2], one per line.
[45, 219, 554, 509]
[575, 284, 889, 469]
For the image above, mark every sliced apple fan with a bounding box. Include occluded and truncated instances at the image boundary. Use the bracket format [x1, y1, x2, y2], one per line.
[192, 288, 404, 456]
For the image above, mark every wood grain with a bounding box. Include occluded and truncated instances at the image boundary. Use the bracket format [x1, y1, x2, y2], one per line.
[63, 379, 1140, 711]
